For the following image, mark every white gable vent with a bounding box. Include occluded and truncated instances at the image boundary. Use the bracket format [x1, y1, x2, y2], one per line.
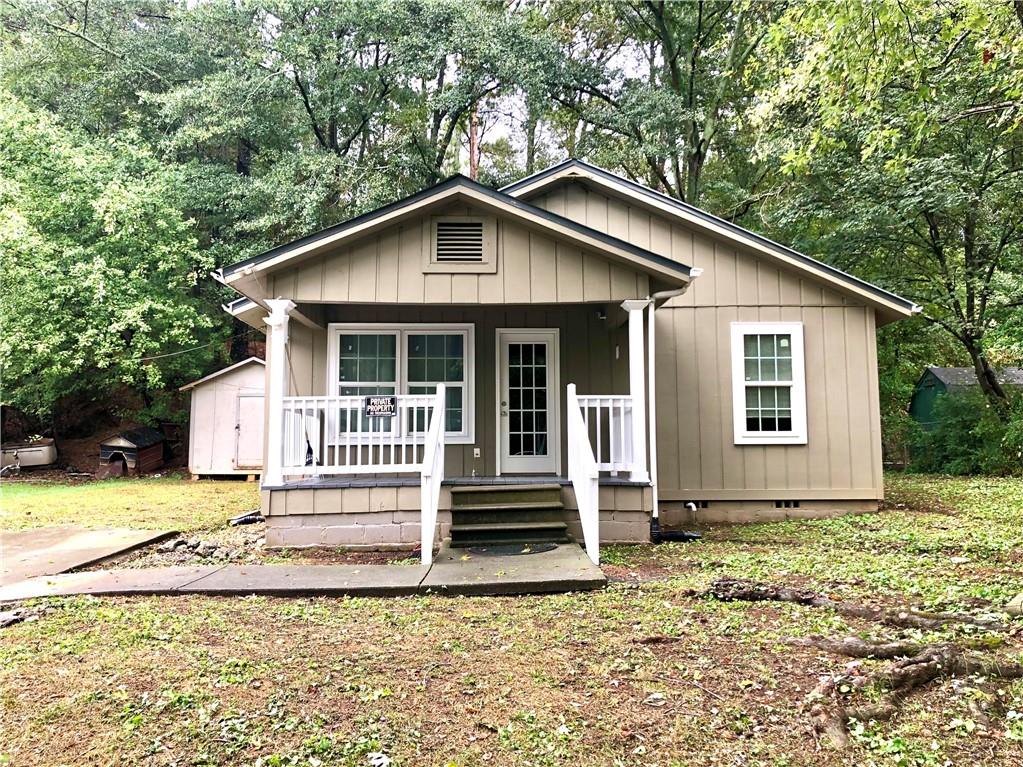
[435, 220, 484, 262]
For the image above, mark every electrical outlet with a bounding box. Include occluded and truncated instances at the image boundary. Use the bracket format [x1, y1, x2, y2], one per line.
[473, 447, 481, 458]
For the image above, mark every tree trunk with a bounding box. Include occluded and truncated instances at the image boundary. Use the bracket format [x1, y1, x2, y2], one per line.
[468, 107, 479, 180]
[963, 336, 1009, 405]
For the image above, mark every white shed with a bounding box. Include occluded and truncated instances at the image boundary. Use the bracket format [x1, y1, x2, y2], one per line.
[180, 358, 265, 477]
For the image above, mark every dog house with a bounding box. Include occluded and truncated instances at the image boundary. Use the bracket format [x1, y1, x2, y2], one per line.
[99, 426, 166, 474]
[180, 358, 265, 477]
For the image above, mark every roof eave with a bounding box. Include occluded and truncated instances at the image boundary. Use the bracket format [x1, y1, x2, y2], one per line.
[217, 174, 691, 287]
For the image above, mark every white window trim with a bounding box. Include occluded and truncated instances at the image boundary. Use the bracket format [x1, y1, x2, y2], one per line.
[327, 322, 475, 444]
[730, 322, 807, 446]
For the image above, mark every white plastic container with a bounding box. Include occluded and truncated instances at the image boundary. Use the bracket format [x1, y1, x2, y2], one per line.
[1, 438, 58, 468]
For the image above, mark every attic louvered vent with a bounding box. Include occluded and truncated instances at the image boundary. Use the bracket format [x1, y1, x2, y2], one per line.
[435, 220, 484, 262]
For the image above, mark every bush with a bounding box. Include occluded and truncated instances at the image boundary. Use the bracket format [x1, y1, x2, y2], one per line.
[909, 388, 1023, 476]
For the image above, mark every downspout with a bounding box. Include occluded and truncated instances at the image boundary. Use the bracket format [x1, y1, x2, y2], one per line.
[647, 270, 703, 544]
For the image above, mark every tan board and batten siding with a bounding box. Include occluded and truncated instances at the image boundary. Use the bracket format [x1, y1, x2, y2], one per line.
[266, 202, 650, 305]
[529, 182, 884, 506]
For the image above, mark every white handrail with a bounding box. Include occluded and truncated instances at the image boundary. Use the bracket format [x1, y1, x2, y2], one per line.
[419, 384, 446, 567]
[567, 383, 600, 565]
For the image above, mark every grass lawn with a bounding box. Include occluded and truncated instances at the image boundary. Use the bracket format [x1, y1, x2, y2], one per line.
[0, 476, 260, 532]
[1, 474, 1021, 766]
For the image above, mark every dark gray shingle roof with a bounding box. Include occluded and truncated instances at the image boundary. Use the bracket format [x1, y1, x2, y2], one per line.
[927, 366, 1023, 388]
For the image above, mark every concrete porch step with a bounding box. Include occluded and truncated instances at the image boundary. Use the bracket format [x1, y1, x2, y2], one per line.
[450, 483, 563, 507]
[451, 501, 565, 512]
[449, 520, 571, 547]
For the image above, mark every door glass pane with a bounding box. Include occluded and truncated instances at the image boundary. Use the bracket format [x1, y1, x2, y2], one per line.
[506, 341, 549, 457]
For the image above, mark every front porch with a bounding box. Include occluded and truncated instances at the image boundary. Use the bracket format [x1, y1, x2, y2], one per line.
[257, 300, 662, 565]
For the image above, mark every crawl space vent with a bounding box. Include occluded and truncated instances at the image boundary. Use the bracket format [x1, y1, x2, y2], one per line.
[436, 220, 484, 262]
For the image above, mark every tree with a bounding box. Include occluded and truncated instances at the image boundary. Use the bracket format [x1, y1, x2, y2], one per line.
[543, 0, 784, 211]
[0, 93, 222, 422]
[756, 0, 1023, 405]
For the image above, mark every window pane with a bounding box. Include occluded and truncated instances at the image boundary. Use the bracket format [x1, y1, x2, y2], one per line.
[446, 358, 463, 382]
[358, 358, 378, 381]
[777, 358, 792, 381]
[427, 358, 445, 381]
[759, 335, 775, 357]
[745, 388, 759, 408]
[760, 358, 777, 381]
[760, 387, 776, 408]
[359, 335, 378, 356]
[777, 388, 791, 408]
[446, 334, 463, 357]
[339, 358, 358, 382]
[777, 335, 792, 357]
[778, 414, 792, 431]
[744, 336, 759, 357]
[745, 359, 759, 381]
[408, 335, 426, 357]
[427, 334, 444, 355]
[407, 357, 426, 381]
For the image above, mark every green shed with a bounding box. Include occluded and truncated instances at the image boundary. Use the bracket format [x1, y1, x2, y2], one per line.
[909, 366, 1023, 430]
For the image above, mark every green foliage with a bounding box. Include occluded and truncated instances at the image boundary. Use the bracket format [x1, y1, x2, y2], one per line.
[756, 0, 1023, 417]
[0, 93, 225, 421]
[909, 389, 1023, 475]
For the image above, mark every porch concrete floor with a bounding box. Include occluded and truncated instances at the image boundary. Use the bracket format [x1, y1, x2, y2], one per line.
[0, 543, 606, 601]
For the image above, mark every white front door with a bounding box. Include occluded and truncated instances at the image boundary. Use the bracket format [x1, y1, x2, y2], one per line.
[497, 329, 560, 474]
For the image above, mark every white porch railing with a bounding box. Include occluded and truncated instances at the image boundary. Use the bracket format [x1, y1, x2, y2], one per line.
[281, 393, 440, 475]
[278, 388, 446, 566]
[575, 394, 635, 474]
[567, 384, 601, 565]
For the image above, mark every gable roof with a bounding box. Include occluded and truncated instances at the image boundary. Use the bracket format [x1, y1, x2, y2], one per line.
[100, 426, 165, 449]
[503, 160, 920, 325]
[216, 174, 692, 288]
[921, 366, 1023, 389]
[179, 357, 265, 392]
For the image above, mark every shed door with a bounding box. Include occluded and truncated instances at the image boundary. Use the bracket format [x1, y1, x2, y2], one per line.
[235, 394, 265, 470]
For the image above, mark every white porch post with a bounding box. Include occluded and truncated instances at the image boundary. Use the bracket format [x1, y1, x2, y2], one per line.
[621, 299, 650, 483]
[262, 299, 296, 488]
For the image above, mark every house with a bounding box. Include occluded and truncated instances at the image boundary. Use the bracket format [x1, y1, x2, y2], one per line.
[215, 160, 919, 564]
[909, 366, 1023, 430]
[179, 358, 265, 477]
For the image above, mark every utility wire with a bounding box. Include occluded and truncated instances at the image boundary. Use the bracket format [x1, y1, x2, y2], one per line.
[139, 329, 258, 362]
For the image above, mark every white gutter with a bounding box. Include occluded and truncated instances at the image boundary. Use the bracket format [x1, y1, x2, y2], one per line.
[646, 268, 703, 524]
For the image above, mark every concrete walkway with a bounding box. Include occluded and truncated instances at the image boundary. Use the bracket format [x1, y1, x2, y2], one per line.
[0, 542, 606, 602]
[1, 526, 175, 585]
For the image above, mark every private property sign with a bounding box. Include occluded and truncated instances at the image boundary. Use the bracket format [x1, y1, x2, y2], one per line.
[364, 395, 397, 419]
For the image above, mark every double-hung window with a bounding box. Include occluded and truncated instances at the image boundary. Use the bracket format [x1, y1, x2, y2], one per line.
[328, 323, 473, 443]
[730, 322, 807, 445]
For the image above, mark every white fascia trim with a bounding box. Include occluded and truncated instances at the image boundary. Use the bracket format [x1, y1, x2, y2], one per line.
[730, 322, 808, 446]
[179, 358, 265, 392]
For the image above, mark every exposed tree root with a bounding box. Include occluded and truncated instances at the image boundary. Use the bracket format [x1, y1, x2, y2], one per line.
[800, 640, 1023, 748]
[703, 577, 1009, 632]
[699, 579, 1021, 748]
